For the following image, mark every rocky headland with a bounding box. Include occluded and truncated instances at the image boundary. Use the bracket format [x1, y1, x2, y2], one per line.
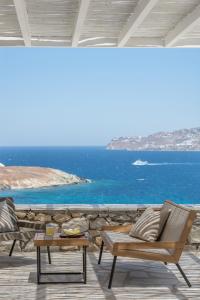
[107, 127, 200, 151]
[0, 166, 89, 190]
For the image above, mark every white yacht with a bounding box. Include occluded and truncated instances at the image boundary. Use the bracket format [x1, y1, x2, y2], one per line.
[132, 160, 148, 166]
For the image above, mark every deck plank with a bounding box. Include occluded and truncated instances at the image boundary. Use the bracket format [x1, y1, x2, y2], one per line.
[0, 250, 200, 299]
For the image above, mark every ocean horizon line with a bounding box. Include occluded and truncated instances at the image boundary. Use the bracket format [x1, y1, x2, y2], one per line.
[1, 146, 200, 154]
[0, 145, 106, 148]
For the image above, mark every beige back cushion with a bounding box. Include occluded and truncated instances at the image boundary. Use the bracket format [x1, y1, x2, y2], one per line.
[160, 201, 190, 243]
[157, 205, 171, 239]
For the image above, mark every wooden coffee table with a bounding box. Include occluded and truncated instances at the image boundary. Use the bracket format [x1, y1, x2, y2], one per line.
[34, 232, 89, 284]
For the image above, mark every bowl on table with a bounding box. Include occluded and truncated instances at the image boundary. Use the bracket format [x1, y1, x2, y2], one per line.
[60, 228, 85, 238]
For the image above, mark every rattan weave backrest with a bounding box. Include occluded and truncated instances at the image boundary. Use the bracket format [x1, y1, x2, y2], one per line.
[160, 201, 195, 245]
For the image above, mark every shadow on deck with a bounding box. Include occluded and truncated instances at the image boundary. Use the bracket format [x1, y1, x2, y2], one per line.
[0, 250, 199, 299]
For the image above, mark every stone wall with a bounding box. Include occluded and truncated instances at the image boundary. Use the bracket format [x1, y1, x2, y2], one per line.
[1, 204, 200, 252]
[14, 205, 141, 252]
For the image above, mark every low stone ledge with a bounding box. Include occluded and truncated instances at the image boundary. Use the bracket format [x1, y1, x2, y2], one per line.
[16, 203, 200, 212]
[15, 204, 163, 212]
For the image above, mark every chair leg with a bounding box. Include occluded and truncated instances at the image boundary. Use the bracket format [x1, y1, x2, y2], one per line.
[108, 256, 117, 289]
[47, 246, 51, 264]
[98, 240, 104, 264]
[9, 239, 17, 256]
[176, 263, 191, 287]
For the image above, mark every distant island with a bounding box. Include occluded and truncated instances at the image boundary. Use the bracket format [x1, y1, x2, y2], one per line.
[107, 127, 200, 151]
[0, 166, 89, 190]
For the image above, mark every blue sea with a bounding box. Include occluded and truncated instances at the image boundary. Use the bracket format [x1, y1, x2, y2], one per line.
[0, 147, 200, 205]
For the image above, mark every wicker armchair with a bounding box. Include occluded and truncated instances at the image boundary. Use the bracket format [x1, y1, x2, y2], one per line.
[98, 201, 196, 289]
[0, 197, 50, 262]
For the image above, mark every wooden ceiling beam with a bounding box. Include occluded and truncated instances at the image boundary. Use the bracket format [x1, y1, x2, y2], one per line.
[13, 0, 31, 47]
[118, 0, 159, 47]
[72, 0, 91, 47]
[165, 3, 200, 47]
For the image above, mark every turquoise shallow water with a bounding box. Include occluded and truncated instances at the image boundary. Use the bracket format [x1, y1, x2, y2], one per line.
[0, 147, 200, 204]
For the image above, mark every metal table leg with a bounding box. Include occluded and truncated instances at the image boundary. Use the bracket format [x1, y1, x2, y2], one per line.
[47, 246, 51, 264]
[83, 246, 87, 284]
[37, 246, 41, 284]
[36, 245, 87, 284]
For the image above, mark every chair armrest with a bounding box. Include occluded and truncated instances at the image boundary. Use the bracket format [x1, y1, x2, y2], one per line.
[114, 241, 184, 252]
[102, 224, 132, 233]
[18, 220, 45, 230]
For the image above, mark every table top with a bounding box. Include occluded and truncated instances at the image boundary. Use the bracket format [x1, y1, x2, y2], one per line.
[34, 232, 90, 247]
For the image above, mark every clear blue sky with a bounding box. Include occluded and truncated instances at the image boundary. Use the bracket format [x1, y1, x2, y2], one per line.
[0, 48, 199, 146]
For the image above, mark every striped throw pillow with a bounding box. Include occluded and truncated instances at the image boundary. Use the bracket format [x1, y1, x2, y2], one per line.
[0, 198, 18, 232]
[129, 207, 160, 242]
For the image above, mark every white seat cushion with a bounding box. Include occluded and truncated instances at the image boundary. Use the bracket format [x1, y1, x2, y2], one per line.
[104, 231, 170, 256]
[105, 231, 143, 244]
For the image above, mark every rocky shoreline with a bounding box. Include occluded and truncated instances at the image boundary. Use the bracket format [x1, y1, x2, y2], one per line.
[0, 166, 89, 190]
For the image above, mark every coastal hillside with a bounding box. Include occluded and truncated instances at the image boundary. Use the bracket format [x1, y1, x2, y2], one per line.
[107, 127, 200, 151]
[0, 166, 89, 190]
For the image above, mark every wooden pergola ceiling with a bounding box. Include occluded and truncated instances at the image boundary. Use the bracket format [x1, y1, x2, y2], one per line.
[1, 0, 200, 47]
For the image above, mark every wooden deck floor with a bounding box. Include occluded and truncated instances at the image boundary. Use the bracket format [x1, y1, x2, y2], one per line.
[0, 249, 200, 300]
